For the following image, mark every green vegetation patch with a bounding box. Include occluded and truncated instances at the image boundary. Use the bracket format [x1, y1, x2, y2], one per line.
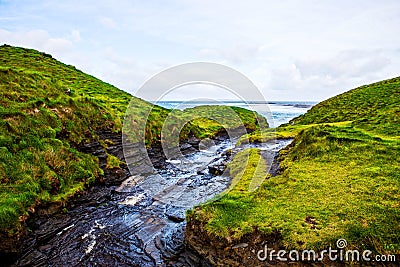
[183, 105, 268, 139]
[0, 45, 266, 234]
[291, 76, 400, 137]
[191, 125, 400, 253]
[0, 45, 130, 232]
[189, 77, 400, 255]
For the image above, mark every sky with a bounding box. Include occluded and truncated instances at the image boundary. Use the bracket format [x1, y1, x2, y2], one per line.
[0, 0, 399, 101]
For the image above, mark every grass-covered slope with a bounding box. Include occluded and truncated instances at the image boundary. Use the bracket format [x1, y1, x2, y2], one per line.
[0, 45, 135, 233]
[291, 77, 400, 137]
[0, 45, 267, 235]
[188, 77, 400, 255]
[181, 105, 267, 139]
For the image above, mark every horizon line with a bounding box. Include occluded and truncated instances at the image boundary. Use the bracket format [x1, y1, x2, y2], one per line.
[151, 100, 319, 103]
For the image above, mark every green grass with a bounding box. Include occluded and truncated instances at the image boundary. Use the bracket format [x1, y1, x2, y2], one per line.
[290, 76, 400, 137]
[188, 77, 400, 255]
[0, 45, 266, 234]
[183, 105, 268, 138]
[236, 121, 354, 146]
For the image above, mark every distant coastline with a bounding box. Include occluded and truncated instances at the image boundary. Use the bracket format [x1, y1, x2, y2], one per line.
[154, 100, 317, 127]
[153, 100, 316, 105]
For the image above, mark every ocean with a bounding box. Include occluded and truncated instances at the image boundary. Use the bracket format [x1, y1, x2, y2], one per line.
[154, 101, 316, 127]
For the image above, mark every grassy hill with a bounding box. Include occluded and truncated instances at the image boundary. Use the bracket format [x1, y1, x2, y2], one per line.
[291, 77, 400, 137]
[187, 77, 400, 258]
[0, 45, 267, 235]
[0, 45, 134, 234]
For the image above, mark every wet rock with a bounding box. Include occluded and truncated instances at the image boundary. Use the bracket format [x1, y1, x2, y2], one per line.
[114, 175, 145, 193]
[231, 243, 248, 249]
[36, 223, 70, 244]
[180, 142, 192, 151]
[179, 142, 197, 155]
[166, 207, 186, 223]
[222, 149, 232, 157]
[10, 132, 292, 267]
[17, 250, 47, 267]
[269, 153, 282, 177]
[159, 223, 185, 259]
[78, 130, 132, 186]
[187, 136, 200, 147]
[198, 138, 213, 151]
[208, 165, 225, 176]
[188, 176, 210, 187]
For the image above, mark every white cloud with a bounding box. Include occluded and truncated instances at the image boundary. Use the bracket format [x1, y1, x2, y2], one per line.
[198, 48, 219, 58]
[199, 45, 261, 64]
[99, 16, 119, 30]
[70, 30, 81, 42]
[295, 50, 391, 80]
[158, 84, 241, 101]
[0, 0, 399, 101]
[249, 48, 395, 101]
[0, 29, 75, 56]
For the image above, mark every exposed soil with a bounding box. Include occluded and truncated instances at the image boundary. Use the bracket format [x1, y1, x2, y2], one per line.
[3, 130, 292, 267]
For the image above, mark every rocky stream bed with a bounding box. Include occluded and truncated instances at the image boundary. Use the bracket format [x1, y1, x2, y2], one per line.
[9, 131, 291, 267]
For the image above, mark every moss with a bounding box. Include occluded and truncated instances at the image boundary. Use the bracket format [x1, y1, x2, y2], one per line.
[106, 153, 123, 169]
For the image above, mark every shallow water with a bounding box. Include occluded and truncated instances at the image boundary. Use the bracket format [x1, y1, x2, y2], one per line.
[15, 138, 292, 267]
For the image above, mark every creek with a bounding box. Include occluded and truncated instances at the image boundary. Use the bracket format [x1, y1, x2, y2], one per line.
[14, 136, 291, 267]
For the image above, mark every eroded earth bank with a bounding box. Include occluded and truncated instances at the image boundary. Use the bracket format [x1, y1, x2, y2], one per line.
[11, 130, 290, 267]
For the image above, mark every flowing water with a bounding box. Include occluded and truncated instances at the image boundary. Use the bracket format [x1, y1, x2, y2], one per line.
[15, 138, 292, 267]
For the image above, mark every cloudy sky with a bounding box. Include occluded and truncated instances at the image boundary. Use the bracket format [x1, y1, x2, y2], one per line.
[0, 0, 399, 101]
